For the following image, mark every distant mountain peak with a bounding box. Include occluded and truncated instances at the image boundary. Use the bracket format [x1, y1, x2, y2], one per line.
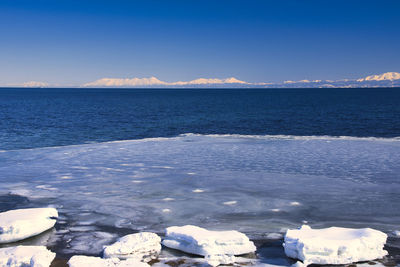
[357, 72, 400, 82]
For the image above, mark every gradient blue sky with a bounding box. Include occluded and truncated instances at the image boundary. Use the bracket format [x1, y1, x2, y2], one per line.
[1, 0, 399, 85]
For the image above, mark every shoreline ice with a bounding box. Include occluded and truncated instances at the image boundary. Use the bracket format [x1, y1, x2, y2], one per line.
[0, 221, 396, 267]
[0, 132, 399, 266]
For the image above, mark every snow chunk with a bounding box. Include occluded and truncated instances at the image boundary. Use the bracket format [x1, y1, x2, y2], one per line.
[0, 208, 58, 243]
[205, 254, 236, 266]
[162, 225, 256, 266]
[283, 225, 388, 265]
[192, 189, 204, 193]
[103, 232, 161, 262]
[0, 246, 55, 267]
[68, 256, 150, 267]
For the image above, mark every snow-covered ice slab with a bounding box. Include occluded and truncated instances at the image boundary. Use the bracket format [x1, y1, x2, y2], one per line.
[0, 208, 58, 243]
[103, 232, 161, 262]
[283, 225, 388, 265]
[68, 255, 150, 267]
[0, 246, 56, 267]
[162, 225, 256, 266]
[162, 225, 256, 256]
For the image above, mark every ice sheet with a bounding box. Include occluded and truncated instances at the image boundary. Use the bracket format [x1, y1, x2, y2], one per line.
[0, 134, 399, 255]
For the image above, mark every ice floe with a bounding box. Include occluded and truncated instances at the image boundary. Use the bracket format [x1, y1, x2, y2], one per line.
[0, 208, 58, 243]
[162, 225, 256, 266]
[222, 201, 237, 206]
[68, 255, 150, 267]
[103, 232, 161, 262]
[192, 189, 204, 193]
[283, 225, 388, 265]
[0, 246, 55, 267]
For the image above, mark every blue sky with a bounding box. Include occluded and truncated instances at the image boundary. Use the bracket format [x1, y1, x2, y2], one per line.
[0, 0, 399, 85]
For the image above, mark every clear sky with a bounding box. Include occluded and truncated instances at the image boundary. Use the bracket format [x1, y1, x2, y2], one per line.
[1, 0, 399, 85]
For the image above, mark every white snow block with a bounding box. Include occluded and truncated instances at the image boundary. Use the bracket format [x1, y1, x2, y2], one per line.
[0, 246, 56, 267]
[103, 232, 161, 262]
[68, 255, 150, 267]
[162, 225, 256, 257]
[0, 208, 58, 243]
[283, 225, 388, 265]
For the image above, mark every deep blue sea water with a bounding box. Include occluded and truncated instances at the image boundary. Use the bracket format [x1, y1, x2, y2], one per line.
[0, 88, 399, 150]
[0, 88, 399, 265]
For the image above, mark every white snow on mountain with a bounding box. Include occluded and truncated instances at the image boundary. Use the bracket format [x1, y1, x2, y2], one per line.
[4, 72, 400, 88]
[83, 77, 167, 87]
[357, 72, 400, 82]
[83, 77, 248, 87]
[11, 81, 50, 87]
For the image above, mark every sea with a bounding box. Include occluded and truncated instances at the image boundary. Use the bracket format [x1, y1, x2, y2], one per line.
[0, 88, 399, 266]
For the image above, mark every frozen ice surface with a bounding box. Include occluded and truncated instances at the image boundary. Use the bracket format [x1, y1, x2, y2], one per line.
[0, 246, 55, 267]
[61, 230, 117, 255]
[283, 225, 388, 265]
[103, 232, 161, 262]
[162, 225, 256, 266]
[266, 233, 283, 239]
[68, 255, 150, 267]
[0, 134, 399, 255]
[0, 208, 58, 243]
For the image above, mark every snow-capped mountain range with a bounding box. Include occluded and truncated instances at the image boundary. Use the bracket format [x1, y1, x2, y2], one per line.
[356, 72, 400, 82]
[7, 72, 400, 88]
[82, 77, 248, 87]
[81, 72, 400, 88]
